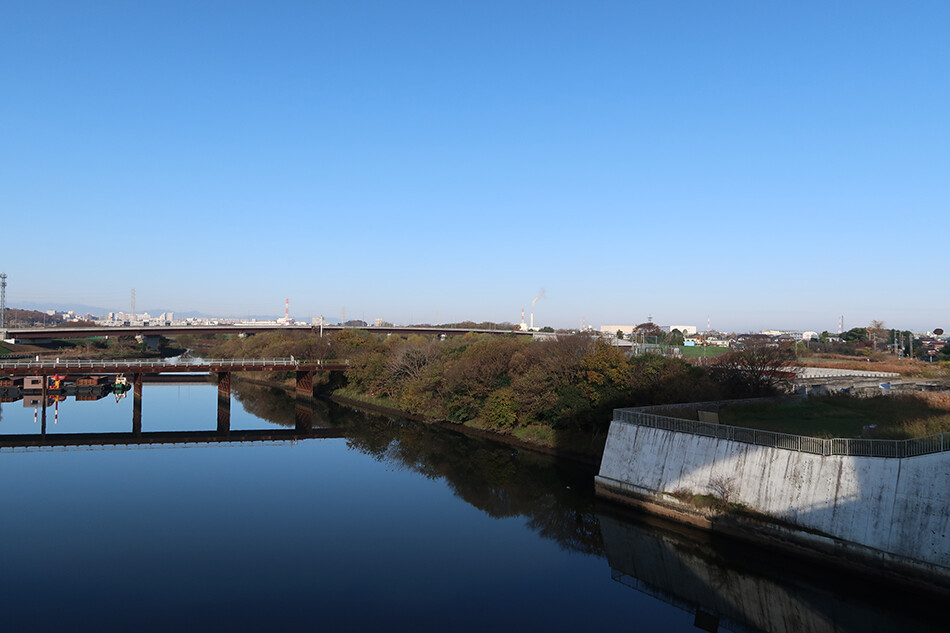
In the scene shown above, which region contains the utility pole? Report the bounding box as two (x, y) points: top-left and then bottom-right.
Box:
(0, 272), (7, 333)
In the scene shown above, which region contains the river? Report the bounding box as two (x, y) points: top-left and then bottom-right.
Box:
(0, 380), (944, 632)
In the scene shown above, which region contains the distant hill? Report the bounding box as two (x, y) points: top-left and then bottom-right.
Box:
(12, 302), (113, 316)
(3, 308), (68, 327)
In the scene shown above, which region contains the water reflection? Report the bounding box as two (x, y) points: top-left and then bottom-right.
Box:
(1, 380), (947, 632)
(598, 510), (947, 633)
(231, 379), (604, 556)
(0, 378), (341, 448)
(337, 411), (604, 555)
(301, 389), (948, 632)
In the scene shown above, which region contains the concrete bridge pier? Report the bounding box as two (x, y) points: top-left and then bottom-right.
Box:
(133, 373), (143, 434)
(217, 372), (231, 433)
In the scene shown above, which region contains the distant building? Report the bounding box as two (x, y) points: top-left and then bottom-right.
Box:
(601, 325), (636, 336)
(666, 325), (697, 336)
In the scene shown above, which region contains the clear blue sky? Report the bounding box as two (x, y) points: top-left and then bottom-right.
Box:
(2, 2), (947, 332)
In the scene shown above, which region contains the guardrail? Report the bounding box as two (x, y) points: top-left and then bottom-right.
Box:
(614, 408), (950, 459)
(790, 366), (900, 379)
(0, 358), (349, 370)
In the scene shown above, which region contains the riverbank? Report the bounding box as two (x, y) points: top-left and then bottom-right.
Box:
(226, 375), (604, 465)
(327, 388), (604, 467)
(596, 412), (950, 594)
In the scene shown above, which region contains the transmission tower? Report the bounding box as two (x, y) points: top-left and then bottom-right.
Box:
(131, 288), (136, 319)
(0, 273), (7, 331)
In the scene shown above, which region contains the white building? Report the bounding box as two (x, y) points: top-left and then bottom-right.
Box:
(666, 325), (698, 336)
(601, 325), (637, 336)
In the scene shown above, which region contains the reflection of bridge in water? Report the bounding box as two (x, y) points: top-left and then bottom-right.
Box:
(0, 427), (345, 451)
(0, 358), (348, 451)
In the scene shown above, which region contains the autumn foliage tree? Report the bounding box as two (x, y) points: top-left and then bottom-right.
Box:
(209, 330), (734, 440)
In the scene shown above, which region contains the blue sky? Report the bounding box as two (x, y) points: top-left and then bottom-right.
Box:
(2, 2), (947, 332)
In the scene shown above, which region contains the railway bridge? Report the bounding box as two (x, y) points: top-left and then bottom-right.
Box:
(0, 357), (348, 436)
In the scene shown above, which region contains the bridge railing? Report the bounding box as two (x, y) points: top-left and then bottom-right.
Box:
(0, 358), (350, 370)
(614, 408), (950, 459)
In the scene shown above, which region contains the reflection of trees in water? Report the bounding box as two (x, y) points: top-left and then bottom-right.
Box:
(232, 379), (332, 428)
(343, 413), (605, 556)
(229, 381), (603, 556)
(232, 380), (298, 427)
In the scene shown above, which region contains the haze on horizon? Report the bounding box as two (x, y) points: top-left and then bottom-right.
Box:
(2, 2), (946, 334)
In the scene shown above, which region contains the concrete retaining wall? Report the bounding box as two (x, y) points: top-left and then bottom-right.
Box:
(596, 419), (950, 573)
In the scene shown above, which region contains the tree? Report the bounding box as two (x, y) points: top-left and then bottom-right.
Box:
(708, 345), (795, 397)
(867, 320), (887, 352)
(668, 329), (685, 346)
(840, 327), (868, 343)
(578, 340), (632, 407)
(616, 329), (624, 340)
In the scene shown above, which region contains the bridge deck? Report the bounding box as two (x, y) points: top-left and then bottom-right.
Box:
(0, 358), (349, 376)
(5, 324), (531, 340)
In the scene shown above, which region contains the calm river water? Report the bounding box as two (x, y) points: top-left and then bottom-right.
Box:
(0, 381), (944, 632)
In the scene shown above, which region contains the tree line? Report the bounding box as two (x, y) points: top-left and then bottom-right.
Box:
(209, 330), (791, 441)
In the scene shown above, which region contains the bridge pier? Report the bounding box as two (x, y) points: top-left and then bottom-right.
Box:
(136, 334), (161, 352)
(295, 404), (313, 431)
(217, 372), (231, 433)
(295, 370), (315, 403)
(41, 376), (48, 433)
(133, 373), (143, 434)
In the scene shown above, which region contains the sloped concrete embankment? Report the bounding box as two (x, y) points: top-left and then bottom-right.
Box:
(595, 419), (950, 586)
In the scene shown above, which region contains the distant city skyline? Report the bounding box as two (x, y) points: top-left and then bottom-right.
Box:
(4, 295), (941, 336)
(2, 3), (946, 334)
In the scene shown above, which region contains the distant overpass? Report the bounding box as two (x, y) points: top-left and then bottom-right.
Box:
(4, 323), (535, 342)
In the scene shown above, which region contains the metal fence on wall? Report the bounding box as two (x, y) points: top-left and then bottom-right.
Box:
(614, 408), (950, 459)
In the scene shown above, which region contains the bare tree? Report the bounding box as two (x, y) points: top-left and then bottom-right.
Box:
(384, 340), (441, 394)
(708, 345), (795, 397)
(867, 320), (887, 352)
(708, 475), (738, 510)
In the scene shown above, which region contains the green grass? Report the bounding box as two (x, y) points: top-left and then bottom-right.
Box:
(332, 387), (399, 411)
(719, 394), (950, 439)
(677, 345), (730, 359)
(512, 424), (557, 446)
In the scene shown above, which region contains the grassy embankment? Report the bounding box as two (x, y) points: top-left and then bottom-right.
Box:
(719, 392), (950, 440)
